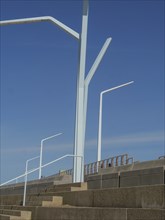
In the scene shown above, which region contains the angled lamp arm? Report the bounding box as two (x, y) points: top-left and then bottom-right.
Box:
(85, 37), (112, 86)
(0, 16), (79, 40)
(82, 37), (112, 148)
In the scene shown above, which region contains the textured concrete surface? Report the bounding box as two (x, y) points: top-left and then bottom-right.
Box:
(88, 166), (164, 189)
(0, 159), (164, 220)
(0, 175), (72, 196)
(127, 208), (165, 220)
(60, 185), (165, 209)
(42, 196), (63, 207)
(120, 166), (164, 187)
(33, 207), (127, 220)
(0, 185), (164, 209)
(0, 209), (31, 220)
(99, 158), (165, 174)
(2, 206), (163, 220)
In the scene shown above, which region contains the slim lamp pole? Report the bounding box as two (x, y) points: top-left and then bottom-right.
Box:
(97, 81), (134, 163)
(23, 156), (40, 206)
(39, 133), (63, 179)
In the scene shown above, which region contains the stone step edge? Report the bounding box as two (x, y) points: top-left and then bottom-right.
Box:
(0, 210), (31, 220)
(0, 213), (26, 220)
(42, 196), (63, 207)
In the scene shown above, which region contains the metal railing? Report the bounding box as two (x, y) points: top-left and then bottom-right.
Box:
(84, 154), (134, 175)
(0, 153), (134, 188)
(60, 154), (134, 176)
(0, 154), (83, 206)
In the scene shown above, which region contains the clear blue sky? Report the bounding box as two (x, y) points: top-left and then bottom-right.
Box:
(0, 0), (164, 183)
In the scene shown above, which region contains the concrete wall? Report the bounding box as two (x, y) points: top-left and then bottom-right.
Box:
(120, 166), (164, 187)
(0, 195), (23, 206)
(87, 173), (119, 189)
(0, 182), (53, 196)
(33, 207), (127, 220)
(27, 207), (165, 220)
(98, 158), (165, 175)
(88, 166), (165, 189)
(0, 175), (73, 196)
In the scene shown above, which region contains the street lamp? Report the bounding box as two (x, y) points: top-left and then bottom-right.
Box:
(39, 133), (63, 179)
(23, 156), (40, 206)
(0, 0), (112, 183)
(97, 81), (134, 162)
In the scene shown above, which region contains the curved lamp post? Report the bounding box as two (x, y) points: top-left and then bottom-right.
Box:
(39, 133), (63, 179)
(0, 0), (112, 183)
(97, 81), (134, 162)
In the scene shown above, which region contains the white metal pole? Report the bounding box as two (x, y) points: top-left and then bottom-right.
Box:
(23, 156), (39, 206)
(23, 161), (28, 206)
(39, 140), (43, 179)
(73, 0), (89, 183)
(39, 133), (63, 179)
(97, 93), (103, 162)
(97, 81), (134, 163)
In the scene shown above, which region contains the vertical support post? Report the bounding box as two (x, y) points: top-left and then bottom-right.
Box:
(82, 85), (89, 151)
(39, 141), (43, 179)
(97, 93), (103, 162)
(73, 0), (89, 183)
(23, 161), (28, 206)
(23, 156), (39, 206)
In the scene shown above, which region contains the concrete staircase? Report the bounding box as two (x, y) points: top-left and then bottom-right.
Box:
(0, 209), (31, 220)
(0, 183), (164, 220)
(0, 158), (165, 219)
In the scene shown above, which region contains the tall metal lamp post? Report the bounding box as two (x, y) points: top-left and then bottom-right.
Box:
(97, 81), (134, 163)
(39, 133), (63, 179)
(0, 0), (112, 183)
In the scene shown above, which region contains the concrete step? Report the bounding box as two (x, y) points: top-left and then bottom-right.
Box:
(0, 215), (24, 220)
(42, 196), (63, 207)
(0, 205), (164, 220)
(43, 183), (87, 194)
(0, 206), (35, 220)
(26, 195), (54, 206)
(1, 184), (164, 209)
(0, 214), (11, 220)
(0, 209), (31, 220)
(48, 182), (87, 193)
(47, 186), (86, 193)
(0, 213), (31, 220)
(54, 184), (165, 209)
(28, 206), (165, 220)
(53, 182), (87, 188)
(0, 183), (87, 206)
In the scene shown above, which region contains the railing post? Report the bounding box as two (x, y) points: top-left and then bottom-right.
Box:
(111, 157), (114, 167)
(23, 171), (28, 206)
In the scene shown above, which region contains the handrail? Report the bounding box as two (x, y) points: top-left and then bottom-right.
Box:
(23, 154), (83, 206)
(0, 154), (83, 187)
(0, 153), (134, 187)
